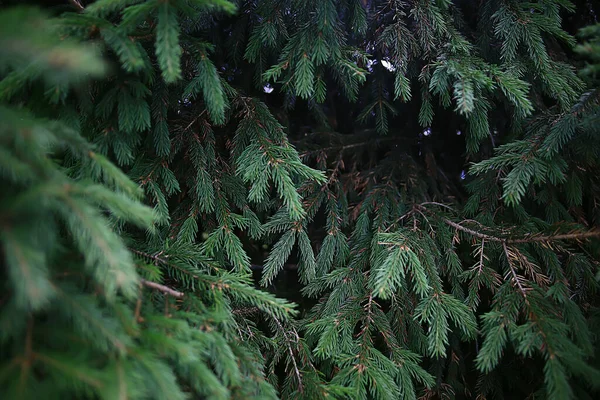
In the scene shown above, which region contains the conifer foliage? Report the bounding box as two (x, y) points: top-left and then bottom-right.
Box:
(1, 1), (600, 399)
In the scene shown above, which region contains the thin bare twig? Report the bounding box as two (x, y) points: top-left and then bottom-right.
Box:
(509, 230), (600, 243)
(129, 248), (170, 265)
(140, 279), (184, 298)
(232, 306), (260, 316)
(68, 0), (85, 11)
(20, 317), (33, 390)
(300, 137), (400, 157)
(419, 201), (456, 211)
(442, 218), (503, 242)
(442, 218), (600, 244)
(502, 243), (529, 300)
(272, 316), (303, 393)
(134, 284), (143, 322)
(478, 239), (485, 275)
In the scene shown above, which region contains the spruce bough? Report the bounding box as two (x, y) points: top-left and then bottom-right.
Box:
(1, 1), (599, 399)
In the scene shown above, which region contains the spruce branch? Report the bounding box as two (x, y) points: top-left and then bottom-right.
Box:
(130, 248), (207, 281)
(129, 249), (184, 297)
(35, 352), (104, 388)
(54, 287), (127, 351)
(501, 246), (559, 361)
(2, 3), (599, 398)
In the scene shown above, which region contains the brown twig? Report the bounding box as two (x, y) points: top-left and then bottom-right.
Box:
(140, 279), (184, 298)
(251, 263), (298, 271)
(477, 239), (485, 275)
(134, 283), (143, 322)
(509, 230), (600, 243)
(232, 306), (260, 316)
(68, 0), (85, 11)
(20, 317), (34, 391)
(442, 218), (503, 242)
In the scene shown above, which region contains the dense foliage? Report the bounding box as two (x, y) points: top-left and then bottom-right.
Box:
(1, 0), (600, 399)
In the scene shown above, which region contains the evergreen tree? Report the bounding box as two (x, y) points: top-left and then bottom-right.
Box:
(1, 1), (600, 399)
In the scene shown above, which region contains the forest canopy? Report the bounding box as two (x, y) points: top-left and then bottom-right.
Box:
(1, 0), (600, 399)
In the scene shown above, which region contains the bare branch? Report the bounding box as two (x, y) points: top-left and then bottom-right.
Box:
(300, 137), (400, 157)
(272, 316), (303, 393)
(140, 279), (184, 298)
(441, 218), (600, 244)
(509, 230), (600, 243)
(129, 248), (170, 265)
(232, 306), (260, 316)
(419, 201), (456, 211)
(502, 243), (529, 300)
(442, 218), (503, 242)
(68, 0), (85, 11)
(477, 239), (485, 275)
